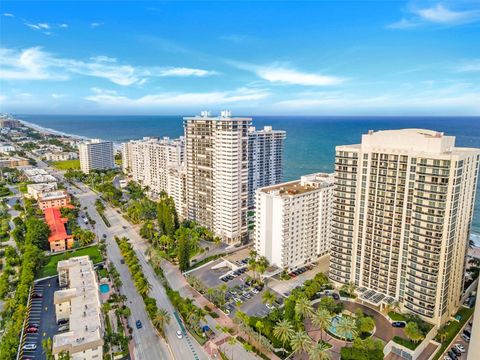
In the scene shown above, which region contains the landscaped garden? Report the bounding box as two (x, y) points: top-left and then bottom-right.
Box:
(36, 244), (103, 278)
(49, 159), (80, 170)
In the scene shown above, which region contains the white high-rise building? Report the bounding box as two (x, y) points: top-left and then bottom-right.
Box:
(248, 126), (286, 209)
(78, 139), (115, 174)
(329, 129), (480, 327)
(255, 173), (334, 270)
(121, 137), (184, 191)
(184, 111), (250, 244)
(121, 141), (133, 174)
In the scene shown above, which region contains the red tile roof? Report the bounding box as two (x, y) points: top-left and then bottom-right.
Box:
(44, 207), (72, 243)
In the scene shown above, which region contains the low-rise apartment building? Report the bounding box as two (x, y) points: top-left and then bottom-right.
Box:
(38, 190), (71, 210)
(44, 151), (78, 162)
(23, 168), (57, 183)
(53, 256), (104, 359)
(45, 207), (74, 252)
(27, 182), (58, 199)
(0, 156), (29, 167)
(255, 172), (334, 270)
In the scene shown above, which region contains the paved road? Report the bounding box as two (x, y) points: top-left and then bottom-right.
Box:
(73, 180), (208, 360)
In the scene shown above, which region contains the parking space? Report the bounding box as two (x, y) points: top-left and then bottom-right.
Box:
(20, 277), (59, 360)
(441, 320), (472, 360)
(189, 256), (250, 289)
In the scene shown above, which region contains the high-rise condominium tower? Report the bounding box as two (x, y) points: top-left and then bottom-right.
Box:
(184, 111), (250, 244)
(78, 139), (115, 174)
(329, 129), (480, 326)
(255, 173), (334, 270)
(248, 126), (286, 209)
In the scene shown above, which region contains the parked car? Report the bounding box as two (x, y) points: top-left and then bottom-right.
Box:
(447, 351), (457, 360)
(57, 318), (69, 325)
(58, 325), (69, 332)
(26, 327), (38, 333)
(392, 321), (406, 328)
(221, 277), (228, 282)
(23, 344), (37, 351)
(451, 347), (460, 356)
(32, 293), (43, 298)
(455, 344), (465, 353)
(102, 234), (107, 238)
(28, 323), (39, 328)
(136, 320), (142, 329)
(176, 330), (183, 339)
(251, 288), (259, 295)
(266, 303), (276, 310)
(463, 329), (471, 337)
(461, 333), (470, 342)
(443, 356), (452, 360)
(332, 293), (340, 300)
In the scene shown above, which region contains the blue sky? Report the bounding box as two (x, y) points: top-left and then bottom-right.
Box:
(1, 0), (479, 115)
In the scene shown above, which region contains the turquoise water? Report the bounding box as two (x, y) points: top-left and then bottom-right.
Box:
(17, 114), (480, 235)
(99, 283), (110, 294)
(329, 315), (353, 340)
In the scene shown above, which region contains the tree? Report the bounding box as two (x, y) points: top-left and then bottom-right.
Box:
(311, 308), (332, 341)
(357, 316), (375, 335)
(262, 290), (276, 305)
(404, 322), (424, 343)
(341, 281), (357, 297)
(73, 228), (96, 246)
(176, 227), (193, 271)
(58, 350), (71, 360)
(153, 308), (171, 338)
(289, 331), (313, 356)
(336, 316), (358, 349)
(308, 341), (331, 360)
(42, 337), (54, 360)
(437, 327), (448, 343)
(255, 320), (264, 344)
(295, 296), (314, 320)
(273, 319), (294, 354)
(25, 216), (50, 249)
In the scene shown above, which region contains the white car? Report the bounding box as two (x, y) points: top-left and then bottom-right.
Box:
(23, 344), (37, 351)
(455, 343), (465, 353)
(176, 330), (183, 339)
(461, 333), (470, 342)
(266, 303), (276, 310)
(251, 288), (259, 294)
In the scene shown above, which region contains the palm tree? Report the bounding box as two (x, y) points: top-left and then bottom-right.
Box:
(405, 322), (424, 343)
(248, 258), (258, 282)
(437, 327), (448, 343)
(311, 308), (332, 341)
(336, 316), (358, 349)
(295, 296), (314, 320)
(341, 281), (356, 297)
(273, 319), (294, 354)
(290, 331), (313, 356)
(262, 290), (276, 305)
(255, 320), (264, 345)
(308, 341), (332, 360)
(153, 308), (171, 338)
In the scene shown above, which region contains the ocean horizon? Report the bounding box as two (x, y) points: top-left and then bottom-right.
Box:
(16, 114), (480, 239)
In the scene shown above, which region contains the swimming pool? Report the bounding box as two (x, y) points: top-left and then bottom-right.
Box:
(328, 315), (354, 341)
(99, 283), (110, 294)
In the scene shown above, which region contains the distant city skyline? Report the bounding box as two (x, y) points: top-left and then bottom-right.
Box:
(1, 1), (480, 115)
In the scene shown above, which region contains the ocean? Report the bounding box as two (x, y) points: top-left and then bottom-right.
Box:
(16, 114), (480, 237)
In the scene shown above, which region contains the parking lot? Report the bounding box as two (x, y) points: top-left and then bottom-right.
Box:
(441, 319), (472, 360)
(19, 276), (59, 360)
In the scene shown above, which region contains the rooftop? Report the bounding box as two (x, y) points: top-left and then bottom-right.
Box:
(44, 207), (72, 242)
(260, 172), (334, 196)
(39, 190), (70, 201)
(184, 110), (252, 121)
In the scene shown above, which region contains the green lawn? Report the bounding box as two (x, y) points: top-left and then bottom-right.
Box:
(388, 311), (406, 321)
(37, 245), (103, 278)
(50, 159), (80, 170)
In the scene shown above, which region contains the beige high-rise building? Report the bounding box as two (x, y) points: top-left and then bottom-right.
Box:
(184, 111), (250, 244)
(255, 173), (334, 270)
(329, 129), (480, 327)
(78, 139), (115, 174)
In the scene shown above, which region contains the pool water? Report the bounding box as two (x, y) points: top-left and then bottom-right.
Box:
(329, 315), (354, 340)
(99, 283), (110, 294)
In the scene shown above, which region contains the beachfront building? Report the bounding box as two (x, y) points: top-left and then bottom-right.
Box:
(53, 256), (104, 359)
(121, 141), (133, 174)
(329, 129), (480, 327)
(27, 182), (58, 199)
(44, 151), (78, 162)
(78, 139), (115, 174)
(45, 207), (74, 252)
(0, 116), (20, 129)
(247, 126), (286, 209)
(168, 165), (187, 219)
(38, 190), (71, 210)
(255, 173), (334, 270)
(184, 111), (250, 244)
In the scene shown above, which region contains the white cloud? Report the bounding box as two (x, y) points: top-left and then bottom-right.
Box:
(60, 23), (68, 28)
(90, 22), (103, 28)
(85, 87), (270, 107)
(388, 3), (480, 29)
(3, 13), (14, 17)
(456, 60), (480, 72)
(51, 93), (66, 99)
(234, 62), (346, 86)
(0, 46), (218, 85)
(37, 23), (50, 29)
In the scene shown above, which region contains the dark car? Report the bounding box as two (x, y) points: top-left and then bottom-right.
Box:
(102, 234), (107, 238)
(451, 347), (460, 356)
(32, 293), (43, 298)
(392, 321), (406, 328)
(221, 277), (228, 282)
(136, 320), (142, 329)
(448, 351), (457, 360)
(120, 259), (125, 264)
(332, 293), (340, 300)
(57, 319), (69, 325)
(463, 329), (471, 337)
